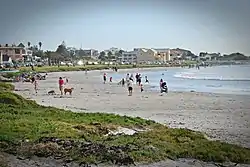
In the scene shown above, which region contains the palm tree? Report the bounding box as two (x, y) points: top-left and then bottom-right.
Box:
(28, 42), (31, 48)
(38, 42), (42, 50)
(44, 50), (52, 66)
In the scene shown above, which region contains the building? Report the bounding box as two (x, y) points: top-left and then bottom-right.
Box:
(82, 49), (99, 59)
(170, 48), (194, 60)
(0, 43), (27, 63)
(153, 48), (171, 62)
(0, 51), (12, 65)
(119, 50), (137, 63)
(136, 48), (157, 63)
(119, 48), (157, 64)
(103, 47), (121, 57)
(199, 52), (221, 61)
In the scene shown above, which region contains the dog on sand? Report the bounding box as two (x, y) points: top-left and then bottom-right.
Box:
(64, 88), (74, 95)
(48, 90), (56, 95)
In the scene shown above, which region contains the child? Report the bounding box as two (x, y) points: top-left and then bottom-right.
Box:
(140, 84), (144, 92)
(31, 76), (38, 94)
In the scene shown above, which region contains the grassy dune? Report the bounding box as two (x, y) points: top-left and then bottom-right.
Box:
(0, 82), (250, 165)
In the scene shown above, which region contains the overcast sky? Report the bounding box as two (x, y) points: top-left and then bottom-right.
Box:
(0, 0), (249, 55)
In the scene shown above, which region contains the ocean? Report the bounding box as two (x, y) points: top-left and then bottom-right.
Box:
(113, 65), (250, 95)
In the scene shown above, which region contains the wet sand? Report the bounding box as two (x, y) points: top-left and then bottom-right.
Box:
(13, 69), (250, 148)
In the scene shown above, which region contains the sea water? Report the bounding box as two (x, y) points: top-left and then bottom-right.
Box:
(112, 65), (250, 95)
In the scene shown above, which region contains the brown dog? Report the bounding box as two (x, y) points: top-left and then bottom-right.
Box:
(64, 88), (74, 95)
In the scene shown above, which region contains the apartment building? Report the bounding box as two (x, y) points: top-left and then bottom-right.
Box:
(119, 48), (157, 64)
(119, 50), (137, 63)
(0, 43), (28, 63)
(153, 48), (171, 62)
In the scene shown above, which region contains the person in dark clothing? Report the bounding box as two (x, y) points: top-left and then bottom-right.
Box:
(160, 82), (168, 93)
(135, 73), (139, 83)
(103, 73), (107, 84)
(121, 78), (125, 87)
(145, 76), (149, 83)
(138, 75), (142, 86)
(140, 84), (144, 92)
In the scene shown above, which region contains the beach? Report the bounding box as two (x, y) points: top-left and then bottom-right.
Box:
(13, 68), (250, 149)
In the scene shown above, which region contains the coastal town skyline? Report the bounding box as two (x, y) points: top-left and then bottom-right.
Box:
(0, 0), (250, 56)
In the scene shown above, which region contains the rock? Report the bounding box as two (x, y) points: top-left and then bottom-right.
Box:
(17, 156), (26, 160)
(144, 145), (158, 152)
(64, 158), (73, 163)
(89, 122), (101, 126)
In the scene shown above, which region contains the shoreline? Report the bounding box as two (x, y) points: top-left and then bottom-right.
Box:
(13, 68), (250, 149)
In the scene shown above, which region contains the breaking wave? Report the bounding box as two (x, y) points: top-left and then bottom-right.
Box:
(174, 72), (250, 82)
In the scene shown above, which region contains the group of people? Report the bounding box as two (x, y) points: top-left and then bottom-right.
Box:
(26, 74), (69, 95)
(118, 73), (150, 96)
(103, 73), (113, 84)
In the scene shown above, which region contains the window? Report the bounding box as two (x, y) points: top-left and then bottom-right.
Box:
(15, 49), (20, 54)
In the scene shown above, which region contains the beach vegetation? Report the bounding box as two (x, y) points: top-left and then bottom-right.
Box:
(0, 82), (250, 165)
(18, 63), (185, 73)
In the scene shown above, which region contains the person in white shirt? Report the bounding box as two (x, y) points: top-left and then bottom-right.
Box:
(127, 79), (133, 96)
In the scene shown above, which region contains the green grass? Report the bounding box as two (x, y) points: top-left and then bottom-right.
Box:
(0, 82), (14, 91)
(19, 63), (188, 73)
(0, 82), (250, 165)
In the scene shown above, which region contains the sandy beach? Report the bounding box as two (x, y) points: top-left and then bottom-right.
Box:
(13, 69), (250, 148)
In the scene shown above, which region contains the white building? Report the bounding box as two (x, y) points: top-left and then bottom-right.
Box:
(153, 48), (171, 62)
(82, 49), (99, 59)
(103, 47), (121, 56)
(119, 50), (137, 63)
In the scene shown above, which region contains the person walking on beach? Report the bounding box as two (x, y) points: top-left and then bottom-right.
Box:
(145, 76), (149, 83)
(130, 74), (134, 81)
(103, 73), (107, 84)
(31, 76), (38, 94)
(59, 77), (64, 95)
(121, 78), (125, 87)
(137, 74), (142, 86)
(126, 73), (130, 82)
(127, 78), (133, 96)
(135, 73), (139, 84)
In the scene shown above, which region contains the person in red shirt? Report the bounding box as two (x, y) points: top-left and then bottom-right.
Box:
(59, 77), (64, 95)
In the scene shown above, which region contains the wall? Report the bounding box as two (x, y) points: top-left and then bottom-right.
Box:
(137, 49), (156, 63)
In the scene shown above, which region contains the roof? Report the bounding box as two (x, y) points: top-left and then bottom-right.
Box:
(123, 50), (137, 55)
(17, 43), (25, 48)
(0, 46), (25, 49)
(153, 48), (170, 52)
